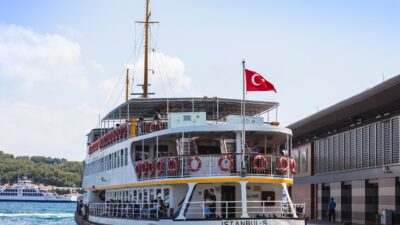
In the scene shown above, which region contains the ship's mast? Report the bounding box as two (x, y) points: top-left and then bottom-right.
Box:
(143, 0), (150, 98)
(135, 0), (158, 98)
(125, 68), (129, 102)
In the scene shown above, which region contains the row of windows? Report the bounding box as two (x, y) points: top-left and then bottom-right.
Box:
(0, 193), (18, 196)
(23, 189), (38, 193)
(85, 148), (129, 175)
(315, 116), (400, 174)
(22, 193), (43, 196)
(3, 189), (17, 192)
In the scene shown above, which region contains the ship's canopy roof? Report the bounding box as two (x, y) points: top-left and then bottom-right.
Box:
(103, 97), (278, 121)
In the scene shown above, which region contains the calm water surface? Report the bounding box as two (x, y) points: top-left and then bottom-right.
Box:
(0, 202), (75, 225)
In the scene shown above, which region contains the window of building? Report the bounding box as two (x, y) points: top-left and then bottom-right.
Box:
(301, 149), (308, 173)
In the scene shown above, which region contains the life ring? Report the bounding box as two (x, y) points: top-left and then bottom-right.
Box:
(135, 163), (141, 176)
(156, 159), (165, 175)
(147, 160), (155, 175)
(218, 155), (234, 172)
(148, 123), (154, 133)
(252, 155), (268, 173)
(141, 161), (148, 175)
(188, 156), (202, 172)
(278, 156), (289, 173)
(149, 121), (162, 133)
(167, 157), (179, 174)
(290, 158), (296, 174)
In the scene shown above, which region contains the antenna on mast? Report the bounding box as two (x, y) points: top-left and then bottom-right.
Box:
(134, 0), (159, 98)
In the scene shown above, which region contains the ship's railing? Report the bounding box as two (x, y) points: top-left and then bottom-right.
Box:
(89, 202), (174, 220)
(133, 119), (278, 137)
(136, 120), (168, 136)
(89, 201), (305, 220)
(134, 154), (295, 181)
(185, 200), (305, 219)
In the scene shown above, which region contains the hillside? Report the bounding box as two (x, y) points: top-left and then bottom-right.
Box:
(0, 151), (83, 187)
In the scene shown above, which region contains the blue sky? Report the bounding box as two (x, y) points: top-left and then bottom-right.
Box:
(0, 0), (399, 160)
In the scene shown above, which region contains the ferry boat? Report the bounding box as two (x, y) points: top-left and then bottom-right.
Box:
(76, 1), (305, 224)
(0, 177), (77, 202)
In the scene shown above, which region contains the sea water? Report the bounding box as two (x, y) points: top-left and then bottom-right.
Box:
(0, 202), (75, 225)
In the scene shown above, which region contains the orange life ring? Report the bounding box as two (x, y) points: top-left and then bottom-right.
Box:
(147, 160), (155, 175)
(290, 158), (296, 174)
(141, 161), (148, 175)
(278, 156), (289, 173)
(156, 159), (165, 175)
(252, 155), (268, 173)
(167, 157), (179, 174)
(218, 155), (234, 172)
(135, 163), (141, 176)
(188, 156), (202, 172)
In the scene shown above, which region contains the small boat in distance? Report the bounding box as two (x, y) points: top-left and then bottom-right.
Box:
(0, 177), (77, 203)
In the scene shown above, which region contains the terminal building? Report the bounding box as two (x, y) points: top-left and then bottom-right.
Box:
(289, 74), (400, 225)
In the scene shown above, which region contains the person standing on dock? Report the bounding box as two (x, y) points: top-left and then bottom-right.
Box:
(328, 197), (336, 223)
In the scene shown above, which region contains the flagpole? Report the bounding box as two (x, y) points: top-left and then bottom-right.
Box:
(241, 59), (246, 172)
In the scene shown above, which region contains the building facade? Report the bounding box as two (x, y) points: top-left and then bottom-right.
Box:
(289, 74), (400, 224)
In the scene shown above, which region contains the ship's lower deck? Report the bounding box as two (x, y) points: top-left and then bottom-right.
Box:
(78, 179), (305, 225)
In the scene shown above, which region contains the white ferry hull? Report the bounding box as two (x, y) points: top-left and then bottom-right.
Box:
(89, 216), (305, 225)
(0, 199), (75, 203)
(0, 198), (76, 203)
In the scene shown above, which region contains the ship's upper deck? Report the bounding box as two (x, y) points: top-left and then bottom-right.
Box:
(103, 97), (278, 121)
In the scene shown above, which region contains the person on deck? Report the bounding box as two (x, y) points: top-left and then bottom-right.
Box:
(203, 190), (211, 218)
(209, 188), (217, 218)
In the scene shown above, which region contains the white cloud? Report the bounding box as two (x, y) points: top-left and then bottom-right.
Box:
(0, 23), (88, 91)
(0, 24), (103, 160)
(0, 24), (195, 160)
(129, 52), (194, 97)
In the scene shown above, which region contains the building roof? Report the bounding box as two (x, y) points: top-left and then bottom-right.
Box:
(289, 74), (400, 143)
(103, 97), (278, 121)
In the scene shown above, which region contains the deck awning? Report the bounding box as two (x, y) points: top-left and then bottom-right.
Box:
(103, 97), (278, 121)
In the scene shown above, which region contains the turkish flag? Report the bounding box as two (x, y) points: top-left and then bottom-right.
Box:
(245, 69), (276, 92)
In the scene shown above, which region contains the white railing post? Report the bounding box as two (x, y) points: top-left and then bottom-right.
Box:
(239, 181), (249, 218)
(202, 202), (205, 219)
(225, 201), (228, 218)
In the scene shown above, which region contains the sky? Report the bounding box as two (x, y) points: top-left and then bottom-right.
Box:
(0, 0), (399, 160)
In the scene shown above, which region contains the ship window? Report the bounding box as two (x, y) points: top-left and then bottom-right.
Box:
(135, 145), (149, 161)
(149, 189), (154, 201)
(163, 188), (170, 205)
(156, 189), (162, 199)
(138, 190), (142, 203)
(183, 115), (191, 121)
(143, 189), (148, 203)
(154, 145), (169, 157)
(133, 190), (137, 202)
(114, 152), (117, 169)
(120, 149), (124, 167)
(124, 148), (128, 166)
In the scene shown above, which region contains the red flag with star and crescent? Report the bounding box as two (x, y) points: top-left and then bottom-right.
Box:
(245, 69), (276, 93)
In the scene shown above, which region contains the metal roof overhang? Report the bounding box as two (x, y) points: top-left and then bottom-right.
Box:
(289, 74), (400, 143)
(103, 97), (278, 121)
